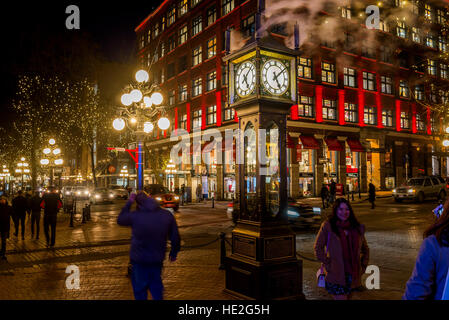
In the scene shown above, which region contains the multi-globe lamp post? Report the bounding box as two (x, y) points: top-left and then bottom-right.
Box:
(1, 165), (10, 193)
(40, 138), (63, 187)
(16, 157), (30, 190)
(113, 70), (170, 191)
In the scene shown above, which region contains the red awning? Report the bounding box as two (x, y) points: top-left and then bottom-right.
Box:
(299, 135), (320, 150)
(347, 139), (365, 152)
(325, 138), (344, 152)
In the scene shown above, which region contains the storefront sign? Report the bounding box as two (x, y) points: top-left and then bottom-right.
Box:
(347, 173), (358, 178)
(299, 172), (314, 178)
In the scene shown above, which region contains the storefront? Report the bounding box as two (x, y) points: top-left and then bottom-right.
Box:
(324, 137), (343, 184)
(297, 135), (320, 197)
(346, 139), (365, 191)
(366, 139), (381, 189)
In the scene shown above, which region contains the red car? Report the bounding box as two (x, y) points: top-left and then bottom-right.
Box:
(143, 184), (180, 212)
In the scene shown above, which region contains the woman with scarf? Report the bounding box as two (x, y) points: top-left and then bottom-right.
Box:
(314, 197), (370, 300)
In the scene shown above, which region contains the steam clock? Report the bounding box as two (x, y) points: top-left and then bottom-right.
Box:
(223, 35), (304, 299)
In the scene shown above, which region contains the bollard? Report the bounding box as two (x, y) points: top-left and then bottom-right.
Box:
(86, 204), (91, 221)
(69, 206), (74, 227)
(212, 196), (215, 208)
(219, 232), (226, 270)
(82, 207), (86, 224)
(352, 191), (354, 201)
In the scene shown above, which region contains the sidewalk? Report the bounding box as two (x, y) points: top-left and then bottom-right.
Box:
(296, 191), (392, 208)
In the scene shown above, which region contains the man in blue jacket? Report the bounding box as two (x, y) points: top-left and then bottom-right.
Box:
(117, 191), (181, 300)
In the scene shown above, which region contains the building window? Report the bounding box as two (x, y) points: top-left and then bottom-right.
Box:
(380, 46), (392, 63)
(140, 35), (145, 49)
(167, 5), (176, 26)
(343, 67), (357, 88)
(341, 5), (351, 19)
(192, 78), (202, 97)
(298, 57), (312, 79)
(437, 9), (447, 25)
(178, 55), (188, 73)
(179, 84), (188, 102)
(167, 63), (176, 79)
(394, 0), (405, 7)
(379, 20), (389, 32)
(430, 84), (438, 103)
(414, 85), (424, 101)
(192, 45), (202, 66)
(178, 0), (188, 17)
(179, 25), (188, 45)
(191, 0), (201, 7)
(382, 109), (393, 127)
(180, 113), (188, 130)
(160, 69), (165, 83)
(344, 33), (355, 52)
(361, 40), (375, 59)
(192, 15), (203, 36)
(207, 105), (217, 125)
(424, 4), (432, 21)
(154, 46), (159, 61)
(441, 63), (449, 79)
(222, 0), (234, 16)
(168, 34), (176, 51)
(207, 6), (217, 26)
(399, 80), (409, 98)
(193, 109), (202, 129)
(426, 33), (436, 48)
(321, 62), (336, 84)
(363, 72), (376, 91)
(400, 112), (410, 129)
(298, 96), (314, 118)
(160, 42), (166, 57)
(242, 15), (256, 38)
(169, 89), (175, 106)
(416, 113), (425, 131)
(161, 17), (166, 32)
(439, 36), (447, 53)
(428, 59), (437, 76)
(411, 0), (420, 14)
(364, 106), (377, 125)
(322, 99), (337, 120)
(431, 116), (436, 132)
(147, 52), (152, 67)
(381, 76), (392, 94)
(224, 105), (235, 121)
(207, 37), (217, 58)
(396, 21), (406, 38)
(441, 90), (449, 104)
(344, 103), (357, 123)
(206, 71), (217, 91)
(412, 27), (421, 43)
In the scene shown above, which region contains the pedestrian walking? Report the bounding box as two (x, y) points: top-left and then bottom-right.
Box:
(0, 196), (12, 261)
(329, 179), (337, 204)
(12, 190), (28, 240)
(117, 192), (180, 300)
(25, 191), (32, 218)
(368, 181), (376, 209)
(403, 198), (449, 300)
(196, 184), (202, 203)
(314, 198), (370, 300)
(320, 184), (329, 209)
(40, 186), (62, 248)
(180, 184), (185, 205)
(30, 191), (42, 240)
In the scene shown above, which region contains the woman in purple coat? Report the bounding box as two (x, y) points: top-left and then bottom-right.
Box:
(403, 199), (449, 300)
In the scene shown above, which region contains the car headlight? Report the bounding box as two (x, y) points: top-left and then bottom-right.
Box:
(95, 194), (100, 198)
(109, 194), (114, 198)
(392, 189), (397, 193)
(155, 197), (162, 201)
(76, 192), (81, 195)
(408, 189), (415, 193)
(174, 196), (179, 200)
(287, 209), (300, 217)
(313, 207), (322, 215)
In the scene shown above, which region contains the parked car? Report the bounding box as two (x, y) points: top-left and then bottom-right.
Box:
(90, 188), (115, 204)
(393, 176), (446, 203)
(72, 186), (91, 200)
(226, 199), (322, 229)
(109, 185), (129, 199)
(143, 184), (180, 212)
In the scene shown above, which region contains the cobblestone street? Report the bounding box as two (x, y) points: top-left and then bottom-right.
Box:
(0, 196), (439, 300)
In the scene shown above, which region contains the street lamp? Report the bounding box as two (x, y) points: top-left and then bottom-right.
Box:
(16, 158), (29, 190)
(112, 69), (171, 191)
(41, 139), (63, 187)
(119, 166), (129, 187)
(1, 165), (10, 194)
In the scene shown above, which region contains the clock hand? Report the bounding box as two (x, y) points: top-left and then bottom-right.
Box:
(272, 71), (282, 89)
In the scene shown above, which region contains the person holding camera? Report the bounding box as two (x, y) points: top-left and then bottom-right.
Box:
(117, 191), (180, 300)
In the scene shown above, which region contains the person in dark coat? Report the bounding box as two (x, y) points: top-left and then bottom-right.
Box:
(403, 198), (449, 300)
(329, 179), (337, 204)
(117, 191), (181, 300)
(368, 181), (376, 209)
(320, 184), (329, 209)
(0, 196), (12, 260)
(40, 187), (62, 248)
(25, 191), (32, 217)
(12, 190), (28, 240)
(30, 191), (42, 240)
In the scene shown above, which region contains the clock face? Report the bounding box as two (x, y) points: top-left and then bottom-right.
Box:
(235, 61), (256, 97)
(261, 59), (289, 95)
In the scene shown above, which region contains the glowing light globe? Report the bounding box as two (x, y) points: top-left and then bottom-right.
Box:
(135, 70), (149, 83)
(144, 122), (154, 133)
(130, 117), (137, 124)
(151, 92), (163, 105)
(113, 118), (126, 131)
(130, 89), (143, 103)
(49, 139), (56, 145)
(444, 139), (449, 147)
(121, 93), (132, 106)
(54, 159), (63, 165)
(446, 127), (449, 134)
(43, 148), (51, 155)
(144, 96), (153, 108)
(40, 159), (49, 165)
(53, 148), (61, 155)
(157, 117), (170, 130)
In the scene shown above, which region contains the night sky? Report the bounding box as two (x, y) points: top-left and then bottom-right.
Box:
(0, 0), (163, 125)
